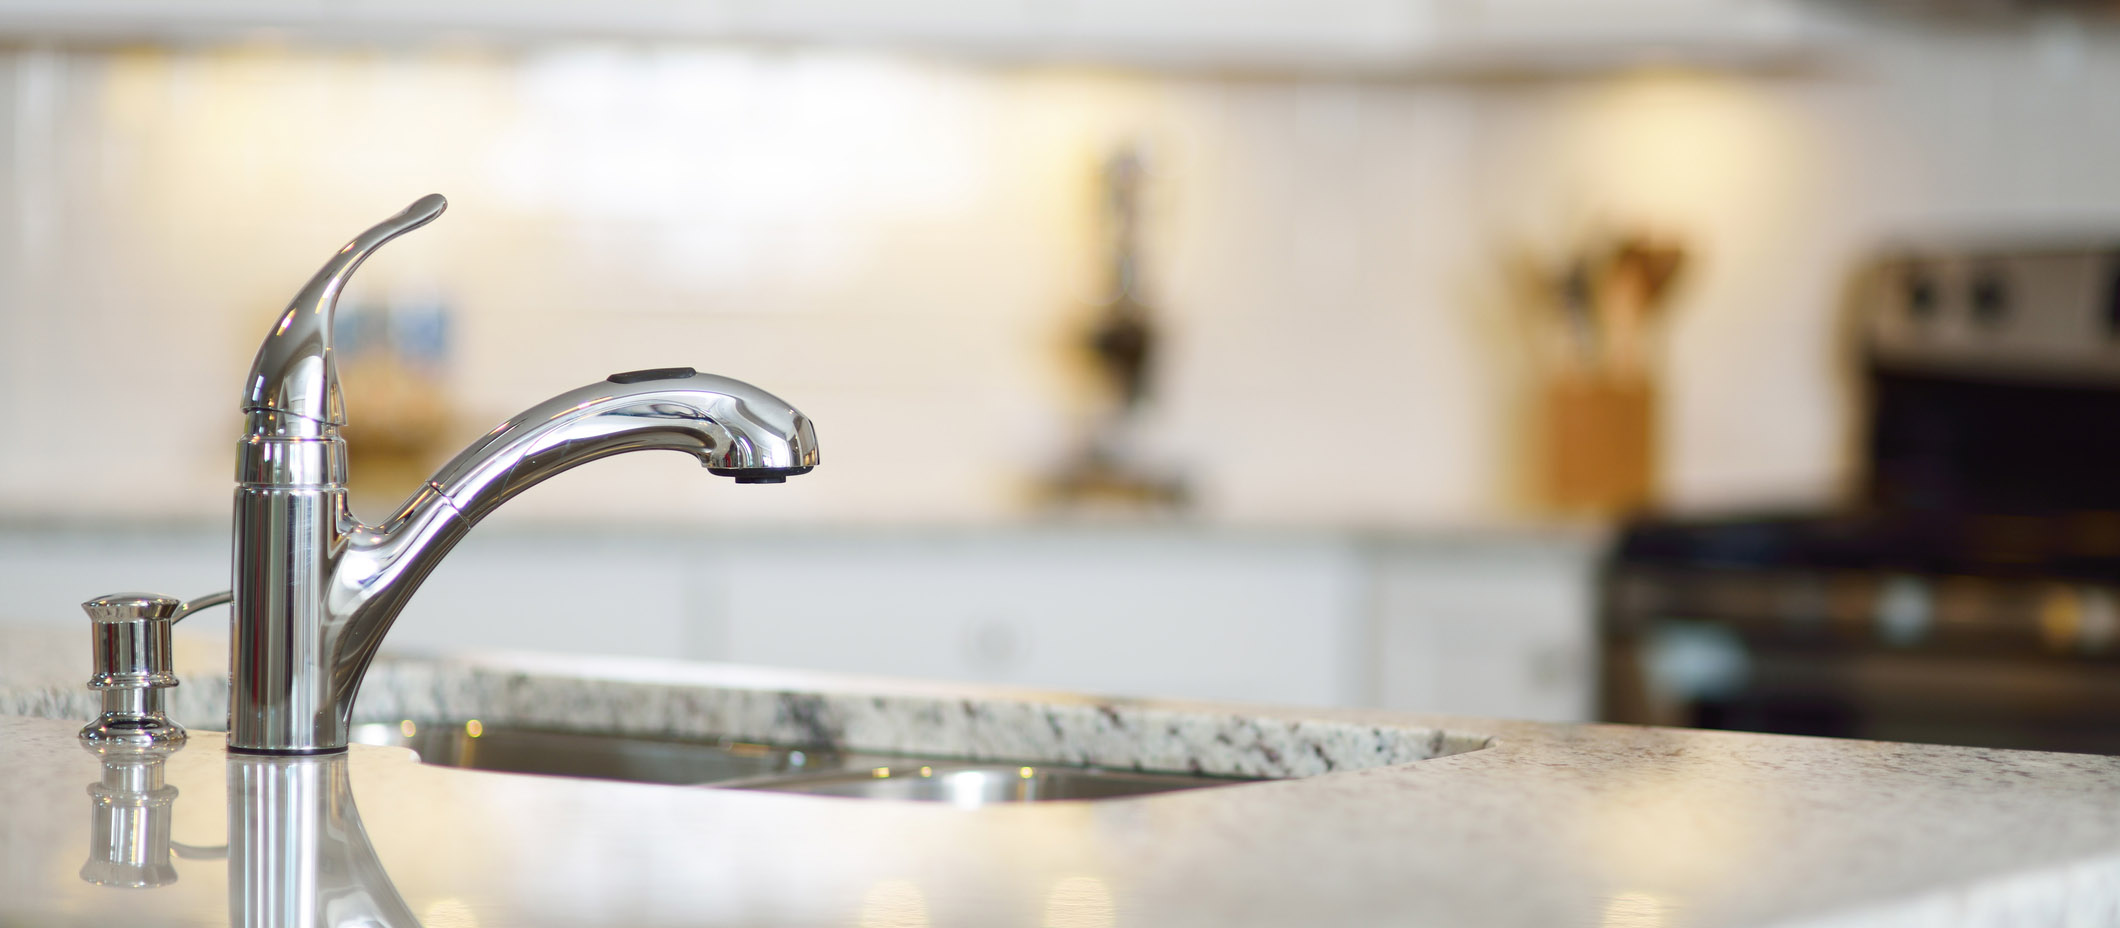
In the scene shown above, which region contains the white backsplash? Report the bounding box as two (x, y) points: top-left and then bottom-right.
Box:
(1, 24), (2117, 527)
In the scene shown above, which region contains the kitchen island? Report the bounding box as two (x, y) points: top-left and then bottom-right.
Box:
(2, 628), (2117, 927)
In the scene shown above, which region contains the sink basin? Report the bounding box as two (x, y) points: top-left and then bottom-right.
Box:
(351, 721), (1255, 802)
(717, 762), (1239, 805)
(349, 721), (834, 786)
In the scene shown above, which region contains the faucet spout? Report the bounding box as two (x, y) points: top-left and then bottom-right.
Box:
(429, 366), (818, 522)
(315, 368), (818, 728)
(228, 197), (818, 755)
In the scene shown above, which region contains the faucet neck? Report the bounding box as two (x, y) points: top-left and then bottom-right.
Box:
(229, 195), (447, 755)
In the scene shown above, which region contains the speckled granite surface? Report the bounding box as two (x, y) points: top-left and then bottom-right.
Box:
(5, 625), (2120, 927)
(0, 627), (1483, 779)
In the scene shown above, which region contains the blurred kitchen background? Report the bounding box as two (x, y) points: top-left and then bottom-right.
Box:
(3, 0), (2119, 750)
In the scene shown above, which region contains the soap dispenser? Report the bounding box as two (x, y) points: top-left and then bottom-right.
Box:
(78, 591), (227, 746)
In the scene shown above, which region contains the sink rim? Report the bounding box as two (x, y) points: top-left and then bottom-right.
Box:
(710, 758), (1252, 804)
(349, 719), (1263, 802)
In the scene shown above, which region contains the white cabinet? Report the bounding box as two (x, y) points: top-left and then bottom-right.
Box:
(1372, 534), (1601, 722)
(0, 526), (698, 659)
(0, 527), (227, 627)
(379, 532), (699, 660)
(702, 532), (1367, 707)
(0, 524), (1597, 716)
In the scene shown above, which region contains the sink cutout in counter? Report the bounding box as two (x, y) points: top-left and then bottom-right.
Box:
(351, 721), (1255, 803)
(353, 721), (818, 786)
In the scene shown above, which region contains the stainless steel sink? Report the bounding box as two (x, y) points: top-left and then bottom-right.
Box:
(349, 721), (835, 786)
(716, 761), (1237, 805)
(350, 721), (1253, 803)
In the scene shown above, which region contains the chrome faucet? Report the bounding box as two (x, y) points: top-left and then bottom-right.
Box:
(229, 194), (818, 754)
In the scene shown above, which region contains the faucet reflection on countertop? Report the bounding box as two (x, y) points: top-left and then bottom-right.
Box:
(225, 752), (416, 928)
(75, 739), (419, 928)
(228, 194), (820, 755)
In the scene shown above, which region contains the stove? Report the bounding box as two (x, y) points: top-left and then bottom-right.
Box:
(1600, 240), (2120, 754)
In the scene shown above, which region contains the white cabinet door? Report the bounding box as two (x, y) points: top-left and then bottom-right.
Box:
(709, 532), (1366, 707)
(0, 528), (227, 627)
(0, 524), (1597, 718)
(380, 531), (699, 660)
(1373, 535), (1599, 722)
(0, 526), (700, 660)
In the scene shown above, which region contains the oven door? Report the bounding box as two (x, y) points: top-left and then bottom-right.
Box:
(1600, 565), (2120, 754)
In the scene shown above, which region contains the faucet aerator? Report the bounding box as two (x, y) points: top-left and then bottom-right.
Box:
(713, 465), (815, 484)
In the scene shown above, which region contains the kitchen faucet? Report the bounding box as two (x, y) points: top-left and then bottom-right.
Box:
(227, 194), (818, 754)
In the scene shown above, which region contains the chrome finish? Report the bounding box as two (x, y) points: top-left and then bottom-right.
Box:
(228, 195), (819, 754)
(72, 735), (414, 926)
(78, 739), (184, 889)
(422, 370), (819, 520)
(720, 762), (1240, 804)
(242, 193), (446, 431)
(1856, 242), (2120, 383)
(227, 752), (416, 928)
(173, 590), (232, 624)
(80, 593), (186, 747)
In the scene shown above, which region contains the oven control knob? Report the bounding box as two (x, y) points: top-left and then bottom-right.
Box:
(1903, 268), (1938, 323)
(1970, 267), (2009, 327)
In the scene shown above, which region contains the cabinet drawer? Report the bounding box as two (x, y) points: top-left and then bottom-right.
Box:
(712, 534), (1363, 706)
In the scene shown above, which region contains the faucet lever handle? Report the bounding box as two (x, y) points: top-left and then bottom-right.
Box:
(242, 194), (449, 427)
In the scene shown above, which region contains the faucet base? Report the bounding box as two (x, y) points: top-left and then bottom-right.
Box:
(226, 745), (348, 756)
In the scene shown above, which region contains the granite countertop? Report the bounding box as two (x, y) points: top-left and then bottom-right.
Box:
(3, 626), (2119, 927)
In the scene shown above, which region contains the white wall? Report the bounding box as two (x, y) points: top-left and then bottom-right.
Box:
(0, 22), (2116, 528)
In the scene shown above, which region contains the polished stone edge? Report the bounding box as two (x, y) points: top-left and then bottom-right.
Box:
(1, 658), (1490, 780)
